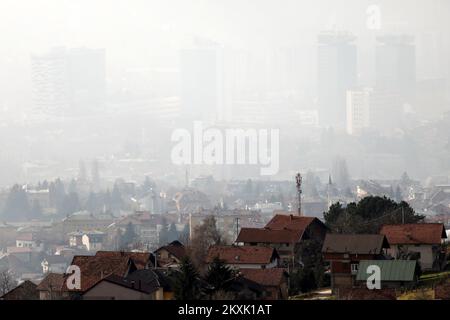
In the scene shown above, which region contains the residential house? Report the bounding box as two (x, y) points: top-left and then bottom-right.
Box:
(238, 268), (288, 300)
(95, 251), (155, 270)
(16, 233), (43, 251)
(41, 255), (69, 274)
(82, 269), (172, 300)
(0, 280), (39, 300)
(108, 212), (167, 250)
(322, 234), (390, 293)
(36, 273), (69, 300)
(82, 231), (106, 252)
(206, 246), (279, 269)
(356, 260), (419, 289)
(380, 223), (447, 271)
(154, 240), (187, 269)
(6, 247), (33, 263)
(236, 214), (328, 267)
(68, 231), (84, 247)
(37, 254), (136, 300)
(37, 251), (164, 300)
(58, 211), (114, 235)
(189, 209), (265, 243)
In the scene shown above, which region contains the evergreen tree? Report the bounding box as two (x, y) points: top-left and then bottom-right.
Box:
(172, 256), (202, 300)
(159, 218), (169, 246)
(324, 196), (424, 234)
(204, 257), (234, 294)
(168, 222), (179, 243)
(121, 222), (137, 248)
(60, 192), (81, 216)
(2, 185), (30, 221)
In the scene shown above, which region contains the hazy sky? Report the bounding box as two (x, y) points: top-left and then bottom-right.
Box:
(0, 0), (449, 186)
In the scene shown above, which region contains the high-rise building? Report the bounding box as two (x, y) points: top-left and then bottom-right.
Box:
(375, 35), (416, 101)
(346, 88), (371, 135)
(370, 90), (403, 131)
(31, 47), (106, 117)
(317, 31), (357, 128)
(180, 39), (227, 124)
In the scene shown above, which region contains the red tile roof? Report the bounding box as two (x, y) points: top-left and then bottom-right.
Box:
(95, 251), (153, 269)
(236, 214), (324, 244)
(1, 280), (38, 300)
(206, 246), (278, 265)
(265, 214), (316, 231)
(380, 223), (447, 245)
(155, 241), (187, 261)
(36, 273), (66, 292)
(239, 268), (287, 287)
(63, 255), (134, 292)
(236, 228), (302, 244)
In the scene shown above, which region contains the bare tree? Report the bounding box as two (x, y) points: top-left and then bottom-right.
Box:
(188, 215), (224, 271)
(0, 269), (16, 296)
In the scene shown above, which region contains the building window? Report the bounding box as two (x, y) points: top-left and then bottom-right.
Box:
(351, 263), (359, 274)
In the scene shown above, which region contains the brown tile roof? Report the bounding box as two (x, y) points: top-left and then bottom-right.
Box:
(1, 280), (39, 300)
(36, 273), (66, 292)
(265, 214), (317, 231)
(236, 214), (326, 244)
(236, 228), (302, 244)
(95, 251), (153, 269)
(239, 268), (287, 287)
(206, 246), (278, 265)
(322, 234), (390, 254)
(63, 255), (134, 292)
(155, 241), (187, 260)
(380, 223), (447, 245)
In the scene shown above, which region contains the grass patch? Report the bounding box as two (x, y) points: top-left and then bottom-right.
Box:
(397, 288), (434, 300)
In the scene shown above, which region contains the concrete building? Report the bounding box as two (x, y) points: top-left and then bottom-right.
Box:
(317, 31), (357, 128)
(346, 88), (371, 135)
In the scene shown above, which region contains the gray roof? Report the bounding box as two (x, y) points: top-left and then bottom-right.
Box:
(356, 260), (418, 282)
(322, 234), (389, 254)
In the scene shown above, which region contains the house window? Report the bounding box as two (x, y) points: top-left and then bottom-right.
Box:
(351, 263), (359, 274)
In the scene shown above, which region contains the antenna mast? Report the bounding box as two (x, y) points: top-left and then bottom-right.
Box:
(295, 173), (303, 216)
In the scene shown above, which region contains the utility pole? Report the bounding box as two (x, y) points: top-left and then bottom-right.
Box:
(295, 173), (303, 216)
(235, 217), (240, 243)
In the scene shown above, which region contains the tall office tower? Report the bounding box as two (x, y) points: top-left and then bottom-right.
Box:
(31, 47), (106, 117)
(346, 88), (371, 135)
(180, 38), (230, 124)
(317, 31), (357, 128)
(375, 35), (416, 102)
(369, 90), (402, 133)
